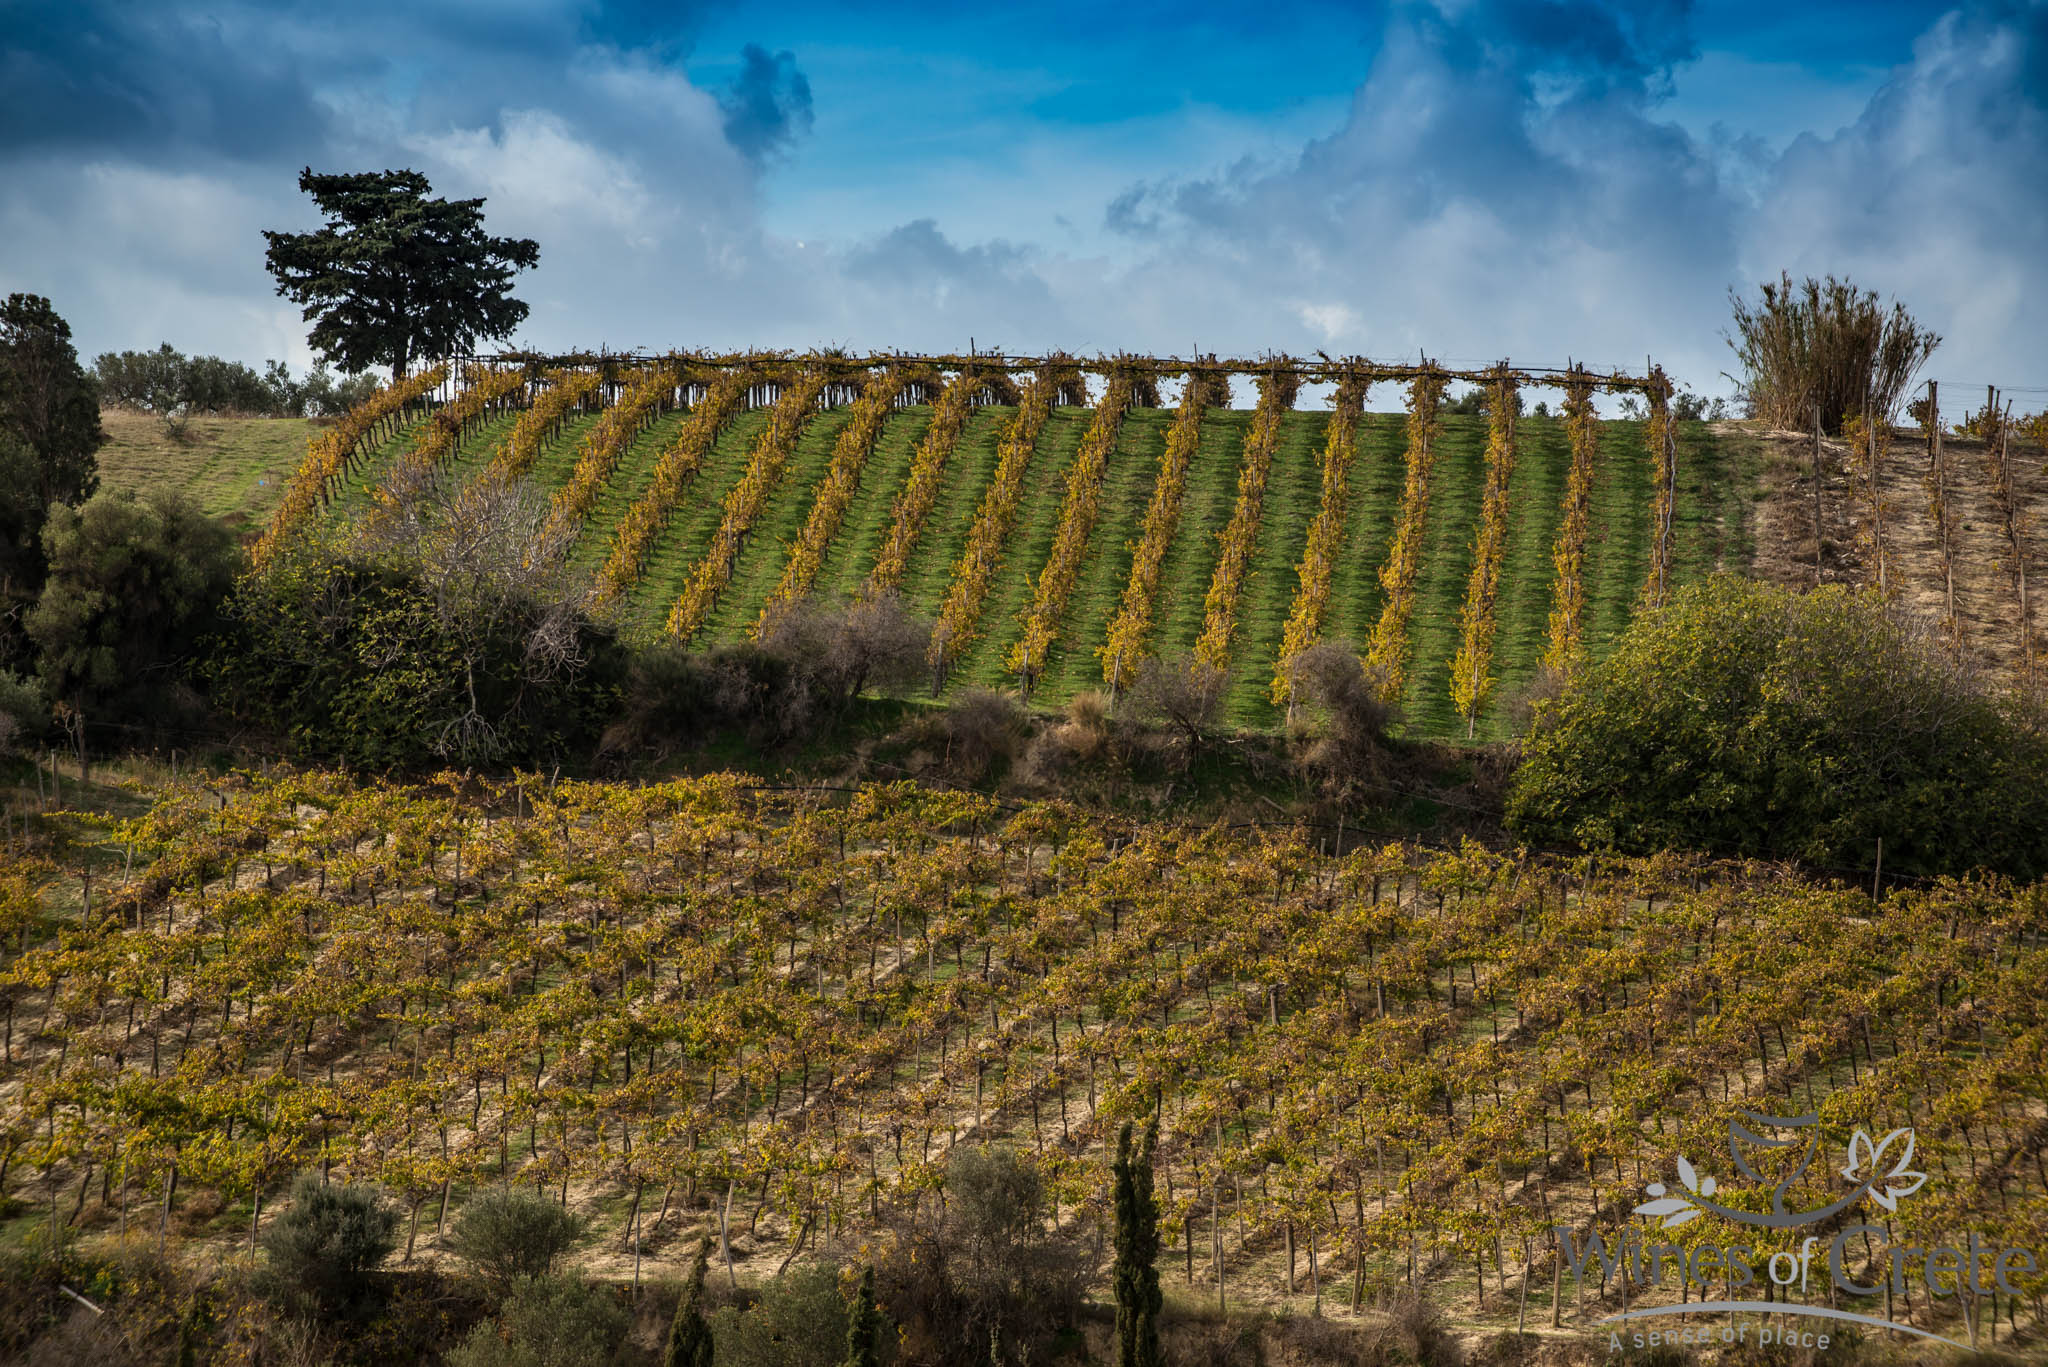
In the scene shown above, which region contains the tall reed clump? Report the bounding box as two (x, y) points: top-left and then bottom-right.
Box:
(1727, 272), (1939, 434)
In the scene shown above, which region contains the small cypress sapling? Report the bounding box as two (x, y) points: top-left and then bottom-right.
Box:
(663, 1234), (714, 1367)
(1112, 1121), (1163, 1367)
(843, 1264), (883, 1367)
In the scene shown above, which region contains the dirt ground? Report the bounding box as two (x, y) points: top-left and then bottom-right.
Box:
(1748, 422), (2046, 684)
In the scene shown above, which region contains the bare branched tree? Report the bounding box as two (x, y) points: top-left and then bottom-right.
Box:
(1130, 651), (1226, 762)
(359, 466), (592, 762)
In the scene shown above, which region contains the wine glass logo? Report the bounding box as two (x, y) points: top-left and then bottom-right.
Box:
(1633, 1110), (1927, 1229)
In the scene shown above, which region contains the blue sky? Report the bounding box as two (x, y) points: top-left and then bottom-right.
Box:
(2, 0), (2043, 415)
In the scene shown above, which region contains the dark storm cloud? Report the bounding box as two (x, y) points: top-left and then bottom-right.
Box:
(0, 0), (331, 161)
(1086, 0), (1743, 376)
(577, 0), (706, 60)
(719, 44), (814, 164)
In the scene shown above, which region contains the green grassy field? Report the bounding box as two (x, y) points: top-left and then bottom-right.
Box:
(222, 393), (1762, 738)
(95, 408), (317, 535)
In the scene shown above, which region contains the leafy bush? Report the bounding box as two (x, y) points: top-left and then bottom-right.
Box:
(1727, 273), (1938, 434)
(1506, 578), (2048, 878)
(214, 475), (625, 770)
(29, 488), (239, 734)
(0, 293), (103, 673)
(0, 670), (44, 754)
(878, 1146), (1088, 1366)
(603, 596), (932, 764)
(941, 689), (1024, 783)
(705, 1264), (850, 1367)
(447, 1188), (586, 1301)
(444, 1274), (628, 1367)
(256, 1173), (399, 1323)
(757, 592), (930, 709)
(1284, 641), (1394, 795)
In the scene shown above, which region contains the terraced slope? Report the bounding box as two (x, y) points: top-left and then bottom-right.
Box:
(285, 390), (1758, 737)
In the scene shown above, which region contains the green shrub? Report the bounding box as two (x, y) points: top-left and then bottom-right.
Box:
(256, 1172), (399, 1323)
(445, 1274), (628, 1367)
(214, 548), (622, 769)
(706, 1264), (850, 1367)
(29, 487), (239, 732)
(1506, 578), (2048, 878)
(447, 1188), (587, 1301)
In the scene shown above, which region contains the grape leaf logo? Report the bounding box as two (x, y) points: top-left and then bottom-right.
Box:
(1633, 1111), (1927, 1230)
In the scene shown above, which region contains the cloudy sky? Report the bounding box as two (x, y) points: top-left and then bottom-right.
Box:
(3, 0), (2043, 414)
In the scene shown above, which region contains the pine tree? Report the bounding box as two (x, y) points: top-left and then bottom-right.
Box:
(843, 1264), (883, 1367)
(663, 1234), (714, 1367)
(1113, 1122), (1163, 1367)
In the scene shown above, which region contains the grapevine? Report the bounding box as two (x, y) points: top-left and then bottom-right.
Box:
(251, 364), (448, 569)
(1363, 366), (1448, 703)
(757, 367), (933, 633)
(1448, 366), (1518, 737)
(596, 367), (760, 605)
(928, 362), (1078, 681)
(1099, 369), (1223, 692)
(1541, 369), (1598, 678)
(385, 363), (530, 484)
(864, 371), (1014, 598)
(1642, 367), (1676, 606)
(492, 367), (603, 479)
(1271, 375), (1368, 705)
(1195, 365), (1301, 672)
(1977, 394), (2035, 681)
(543, 361), (684, 542)
(0, 772), (2040, 1342)
(1008, 369), (1139, 690)
(665, 368), (835, 641)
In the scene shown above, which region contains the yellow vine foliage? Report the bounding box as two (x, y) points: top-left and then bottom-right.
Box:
(1271, 377), (1368, 705)
(864, 372), (986, 598)
(1363, 367), (1448, 702)
(595, 368), (760, 605)
(1194, 368), (1301, 671)
(251, 364), (447, 569)
(1097, 373), (1219, 692)
(665, 369), (834, 641)
(928, 363), (1077, 676)
(492, 368), (603, 479)
(1007, 371), (1137, 686)
(1448, 368), (1519, 735)
(1643, 370), (1676, 605)
(757, 367), (930, 635)
(543, 362), (684, 543)
(1541, 372), (1599, 678)
(387, 364), (529, 483)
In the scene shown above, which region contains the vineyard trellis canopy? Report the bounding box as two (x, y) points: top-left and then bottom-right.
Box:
(254, 348), (1686, 737)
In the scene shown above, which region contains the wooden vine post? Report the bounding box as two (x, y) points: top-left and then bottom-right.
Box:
(1923, 380), (1958, 637)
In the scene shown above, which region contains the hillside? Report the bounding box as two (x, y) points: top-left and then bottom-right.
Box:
(254, 362), (1766, 741)
(1748, 422), (2048, 682)
(94, 406), (317, 534)
(0, 767), (2038, 1360)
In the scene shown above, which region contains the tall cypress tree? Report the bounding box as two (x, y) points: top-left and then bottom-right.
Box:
(842, 1264), (883, 1367)
(1113, 1122), (1163, 1367)
(663, 1234), (714, 1367)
